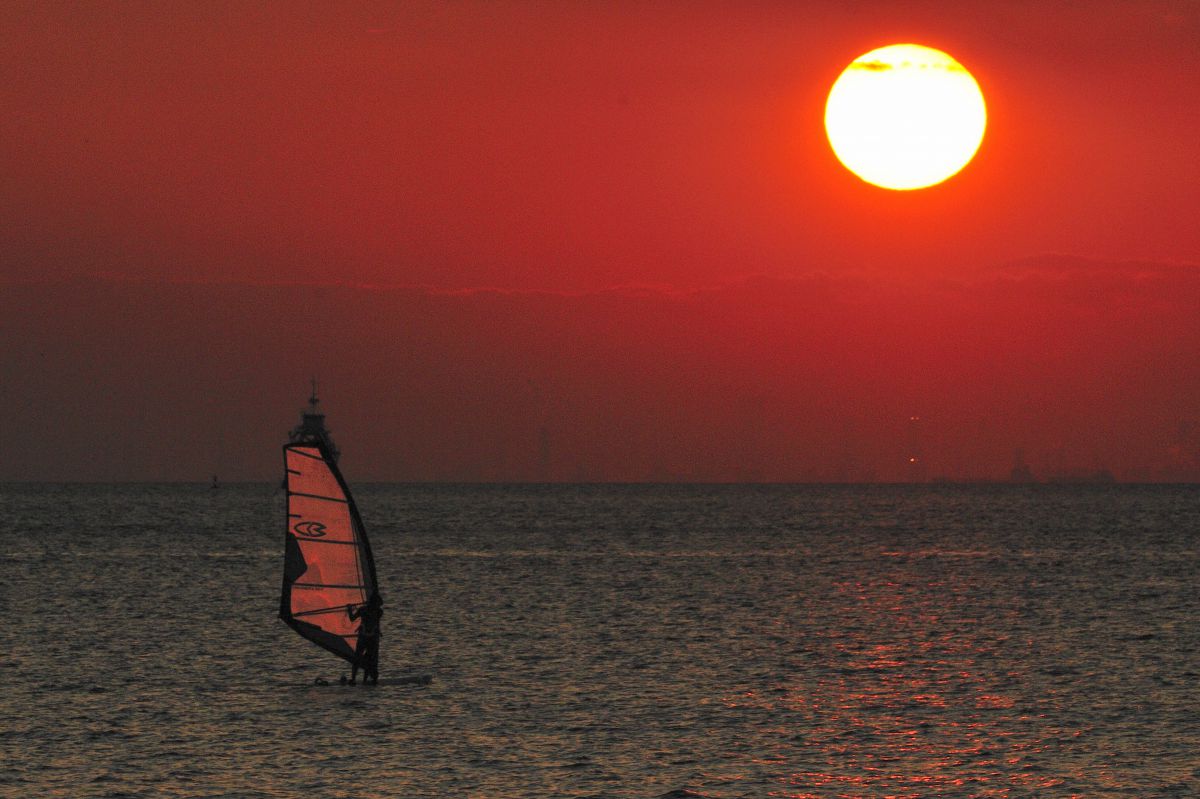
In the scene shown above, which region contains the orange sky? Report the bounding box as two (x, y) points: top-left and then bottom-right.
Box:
(3, 2), (1199, 481)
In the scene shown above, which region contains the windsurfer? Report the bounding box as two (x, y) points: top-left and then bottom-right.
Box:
(346, 592), (383, 684)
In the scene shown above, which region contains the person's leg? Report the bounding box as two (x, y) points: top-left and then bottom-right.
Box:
(350, 638), (366, 684)
(366, 638), (379, 684)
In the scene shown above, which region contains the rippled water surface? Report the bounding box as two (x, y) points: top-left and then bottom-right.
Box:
(2, 483), (1198, 798)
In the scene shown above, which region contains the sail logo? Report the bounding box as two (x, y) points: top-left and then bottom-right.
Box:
(293, 521), (327, 537)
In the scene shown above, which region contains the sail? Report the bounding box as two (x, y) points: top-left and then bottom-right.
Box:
(280, 441), (378, 663)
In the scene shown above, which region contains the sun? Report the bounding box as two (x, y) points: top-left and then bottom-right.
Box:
(825, 43), (987, 191)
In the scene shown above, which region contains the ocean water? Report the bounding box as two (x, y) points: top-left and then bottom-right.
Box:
(1, 483), (1197, 798)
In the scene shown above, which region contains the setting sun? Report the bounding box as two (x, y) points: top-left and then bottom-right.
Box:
(825, 43), (987, 190)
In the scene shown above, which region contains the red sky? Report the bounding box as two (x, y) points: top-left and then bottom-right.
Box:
(3, 2), (1199, 481)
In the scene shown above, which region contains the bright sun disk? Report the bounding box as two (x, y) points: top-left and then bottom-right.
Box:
(825, 43), (987, 191)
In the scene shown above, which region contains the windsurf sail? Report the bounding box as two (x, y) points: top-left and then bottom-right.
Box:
(280, 440), (378, 663)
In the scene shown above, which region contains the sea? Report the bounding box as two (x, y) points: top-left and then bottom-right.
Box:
(1, 483), (1197, 798)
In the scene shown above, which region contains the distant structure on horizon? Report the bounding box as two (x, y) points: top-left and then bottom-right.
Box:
(1009, 449), (1036, 483)
(931, 449), (1117, 486)
(1017, 448), (1117, 484)
(1042, 467), (1116, 484)
(288, 379), (340, 462)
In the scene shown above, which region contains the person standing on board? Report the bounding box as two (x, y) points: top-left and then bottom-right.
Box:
(346, 592), (383, 684)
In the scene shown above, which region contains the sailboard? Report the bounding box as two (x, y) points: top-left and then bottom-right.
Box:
(279, 440), (379, 664)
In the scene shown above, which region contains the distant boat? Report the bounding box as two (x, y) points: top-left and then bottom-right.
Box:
(279, 388), (380, 673)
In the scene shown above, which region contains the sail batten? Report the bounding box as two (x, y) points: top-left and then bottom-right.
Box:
(288, 447), (328, 462)
(290, 538), (362, 547)
(293, 606), (355, 617)
(279, 441), (378, 664)
(287, 491), (350, 504)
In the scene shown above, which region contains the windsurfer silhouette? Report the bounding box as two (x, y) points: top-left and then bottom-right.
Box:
(346, 592), (383, 685)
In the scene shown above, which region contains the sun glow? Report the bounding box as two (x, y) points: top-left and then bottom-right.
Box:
(825, 44), (987, 191)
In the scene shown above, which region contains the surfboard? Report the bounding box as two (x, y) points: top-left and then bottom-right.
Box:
(311, 674), (432, 687)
